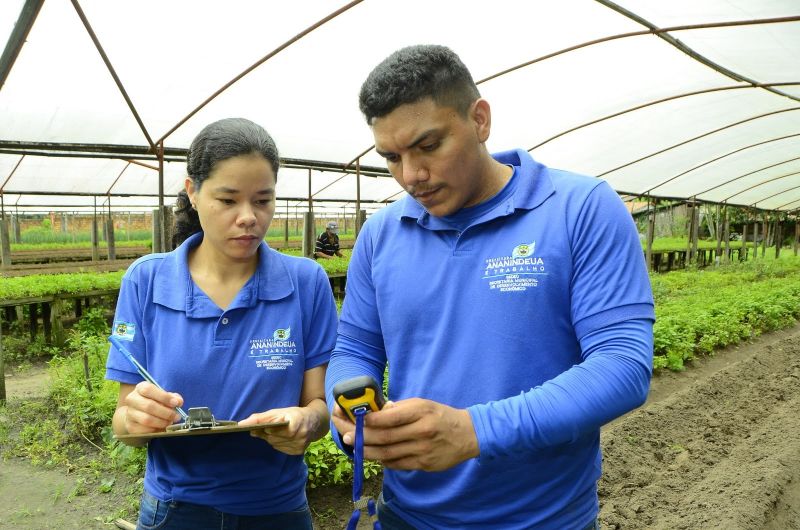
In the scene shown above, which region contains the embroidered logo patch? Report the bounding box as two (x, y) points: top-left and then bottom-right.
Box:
(250, 328), (298, 370)
(482, 241), (547, 292)
(273, 327), (291, 341)
(112, 320), (136, 341)
(511, 242), (535, 258)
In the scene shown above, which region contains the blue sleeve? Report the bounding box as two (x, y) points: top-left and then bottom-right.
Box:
(469, 317), (653, 460)
(324, 220), (387, 452)
(469, 181), (654, 460)
(104, 272), (147, 384)
(303, 265), (339, 370)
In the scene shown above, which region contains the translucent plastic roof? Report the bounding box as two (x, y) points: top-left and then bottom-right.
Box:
(1, 0), (799, 213)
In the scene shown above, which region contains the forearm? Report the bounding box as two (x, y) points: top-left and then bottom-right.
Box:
(303, 397), (331, 443)
(470, 318), (653, 460)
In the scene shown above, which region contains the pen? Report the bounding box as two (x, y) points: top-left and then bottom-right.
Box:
(108, 335), (189, 421)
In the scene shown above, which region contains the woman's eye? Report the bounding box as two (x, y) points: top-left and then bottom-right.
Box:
(219, 198), (235, 205)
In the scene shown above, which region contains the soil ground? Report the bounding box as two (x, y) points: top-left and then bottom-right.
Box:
(1, 324), (799, 529)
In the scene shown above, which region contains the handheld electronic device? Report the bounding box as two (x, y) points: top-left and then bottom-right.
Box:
(332, 375), (386, 422)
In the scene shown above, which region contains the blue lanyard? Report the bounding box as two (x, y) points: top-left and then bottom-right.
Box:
(346, 408), (381, 530)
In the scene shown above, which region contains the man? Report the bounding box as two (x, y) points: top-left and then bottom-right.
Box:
(314, 221), (343, 259)
(325, 45), (654, 529)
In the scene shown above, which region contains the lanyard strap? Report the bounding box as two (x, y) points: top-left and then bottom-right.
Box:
(346, 408), (381, 530)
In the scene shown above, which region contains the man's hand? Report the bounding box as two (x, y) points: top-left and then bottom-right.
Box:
(239, 406), (323, 455)
(331, 398), (480, 471)
(122, 381), (184, 435)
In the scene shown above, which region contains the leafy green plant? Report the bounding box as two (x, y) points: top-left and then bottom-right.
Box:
(305, 433), (381, 488)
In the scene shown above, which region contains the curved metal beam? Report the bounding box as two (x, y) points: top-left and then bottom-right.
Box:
(596, 107), (800, 178)
(158, 0), (364, 144)
(71, 0), (155, 149)
(530, 83), (800, 151)
(644, 133), (800, 195)
(724, 172), (800, 203)
(696, 156), (800, 199)
(752, 184), (800, 208)
(0, 0), (44, 91)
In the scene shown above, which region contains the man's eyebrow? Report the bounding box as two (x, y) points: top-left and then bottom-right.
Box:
(376, 129), (439, 157)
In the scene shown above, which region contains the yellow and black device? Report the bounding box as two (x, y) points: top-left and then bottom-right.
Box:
(333, 375), (386, 422)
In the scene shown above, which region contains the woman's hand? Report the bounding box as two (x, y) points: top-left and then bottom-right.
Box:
(239, 399), (329, 455)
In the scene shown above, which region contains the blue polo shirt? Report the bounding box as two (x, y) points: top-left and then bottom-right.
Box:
(326, 149), (655, 529)
(106, 232), (337, 515)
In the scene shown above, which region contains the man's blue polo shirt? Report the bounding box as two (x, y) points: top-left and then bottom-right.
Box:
(326, 149), (655, 528)
(106, 232), (337, 515)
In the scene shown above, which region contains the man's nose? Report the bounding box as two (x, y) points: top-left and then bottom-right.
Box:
(401, 158), (428, 187)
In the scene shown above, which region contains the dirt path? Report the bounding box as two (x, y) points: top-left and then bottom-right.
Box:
(599, 325), (800, 529)
(2, 325), (799, 529)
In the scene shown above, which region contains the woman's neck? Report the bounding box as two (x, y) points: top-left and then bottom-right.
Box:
(188, 241), (258, 286)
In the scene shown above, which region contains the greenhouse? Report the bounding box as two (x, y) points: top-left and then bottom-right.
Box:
(1, 1), (800, 529)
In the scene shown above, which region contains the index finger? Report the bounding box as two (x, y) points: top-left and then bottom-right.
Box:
(363, 399), (422, 428)
(135, 381), (183, 409)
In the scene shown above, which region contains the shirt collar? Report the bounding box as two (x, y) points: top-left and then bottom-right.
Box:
(153, 232), (295, 315)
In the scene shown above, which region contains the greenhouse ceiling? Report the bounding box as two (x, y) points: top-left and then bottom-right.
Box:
(0, 0), (799, 214)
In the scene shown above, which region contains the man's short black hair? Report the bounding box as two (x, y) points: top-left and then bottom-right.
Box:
(358, 44), (481, 124)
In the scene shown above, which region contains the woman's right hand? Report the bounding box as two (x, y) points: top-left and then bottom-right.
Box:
(121, 381), (184, 435)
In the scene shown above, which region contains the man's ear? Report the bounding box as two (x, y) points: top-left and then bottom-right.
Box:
(471, 98), (492, 144)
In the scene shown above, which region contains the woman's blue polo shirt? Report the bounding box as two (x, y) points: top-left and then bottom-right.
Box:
(105, 232), (337, 515)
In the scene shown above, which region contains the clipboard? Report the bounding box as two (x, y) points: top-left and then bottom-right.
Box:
(114, 420), (289, 440)
(114, 406), (288, 440)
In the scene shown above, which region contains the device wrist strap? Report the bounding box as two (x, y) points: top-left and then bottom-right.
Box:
(346, 408), (381, 530)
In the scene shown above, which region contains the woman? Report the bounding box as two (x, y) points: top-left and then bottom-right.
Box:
(105, 118), (336, 529)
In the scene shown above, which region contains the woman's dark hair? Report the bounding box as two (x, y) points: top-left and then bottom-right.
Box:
(358, 44), (480, 125)
(172, 118), (280, 247)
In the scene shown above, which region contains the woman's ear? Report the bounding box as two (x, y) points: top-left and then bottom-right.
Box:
(185, 177), (196, 205)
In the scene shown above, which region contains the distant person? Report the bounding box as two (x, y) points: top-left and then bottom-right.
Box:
(325, 44), (655, 529)
(314, 221), (343, 259)
(106, 117), (337, 530)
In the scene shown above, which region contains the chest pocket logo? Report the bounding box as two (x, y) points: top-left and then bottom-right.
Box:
(273, 327), (291, 341)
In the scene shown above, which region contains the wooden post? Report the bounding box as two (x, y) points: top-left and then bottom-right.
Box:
(0, 217), (11, 268)
(794, 219), (799, 256)
(646, 197), (655, 272)
(92, 198), (100, 261)
(761, 213), (768, 258)
(11, 214), (21, 243)
(752, 219), (758, 259)
(742, 222), (748, 261)
(301, 211), (315, 258)
(690, 201), (700, 265)
(161, 205), (175, 251)
(28, 303), (38, 342)
(284, 200), (289, 247)
(42, 302), (52, 345)
(151, 208), (162, 253)
(50, 297), (65, 347)
(0, 308), (6, 404)
(714, 204), (722, 261)
(774, 216), (782, 259)
(722, 206), (730, 261)
(106, 202), (116, 260)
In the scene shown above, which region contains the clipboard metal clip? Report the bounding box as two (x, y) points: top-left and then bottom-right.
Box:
(166, 407), (236, 432)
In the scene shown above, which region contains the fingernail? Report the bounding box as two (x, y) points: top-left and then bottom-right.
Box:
(343, 433), (352, 445)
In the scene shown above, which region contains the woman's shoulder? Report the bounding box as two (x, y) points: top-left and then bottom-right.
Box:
(266, 248), (326, 278)
(122, 250), (177, 283)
